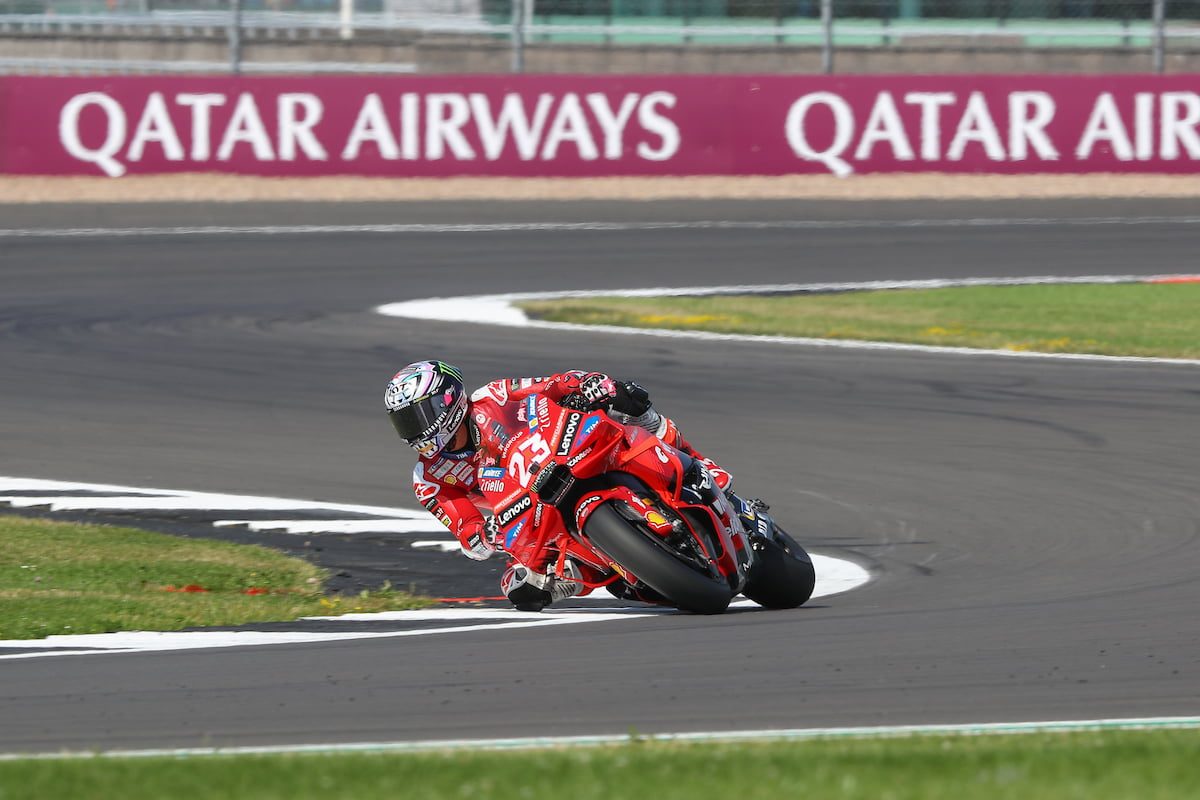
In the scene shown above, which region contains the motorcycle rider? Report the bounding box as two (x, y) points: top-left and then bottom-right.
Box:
(385, 360), (734, 611)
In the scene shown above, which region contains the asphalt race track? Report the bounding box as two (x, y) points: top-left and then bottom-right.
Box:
(2, 198), (1199, 753)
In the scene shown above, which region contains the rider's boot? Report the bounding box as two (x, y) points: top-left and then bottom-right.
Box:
(500, 559), (584, 612)
(619, 408), (734, 493)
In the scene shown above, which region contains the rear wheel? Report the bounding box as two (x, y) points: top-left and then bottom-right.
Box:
(743, 527), (816, 609)
(583, 503), (732, 615)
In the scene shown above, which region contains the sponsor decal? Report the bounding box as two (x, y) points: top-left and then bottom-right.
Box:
(440, 446), (474, 462)
(525, 396), (539, 430)
(504, 519), (527, 548)
(533, 501), (544, 528)
(643, 508), (674, 534)
(556, 411), (583, 457)
(43, 88), (680, 178)
(509, 377), (550, 392)
(566, 446), (593, 468)
(480, 466), (505, 480)
(9, 77), (1200, 179)
(480, 479), (506, 493)
(496, 494), (532, 527)
(444, 401), (467, 437)
(574, 494), (603, 526)
(575, 415), (601, 447)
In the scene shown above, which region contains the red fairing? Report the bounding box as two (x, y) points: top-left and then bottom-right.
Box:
(616, 427), (747, 581)
(472, 388), (752, 594)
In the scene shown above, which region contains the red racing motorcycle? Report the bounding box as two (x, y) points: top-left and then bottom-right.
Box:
(475, 391), (816, 614)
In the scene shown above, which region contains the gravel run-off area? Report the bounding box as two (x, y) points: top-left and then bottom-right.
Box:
(2, 174), (1199, 204)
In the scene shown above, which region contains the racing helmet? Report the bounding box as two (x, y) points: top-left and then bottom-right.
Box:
(385, 361), (468, 458)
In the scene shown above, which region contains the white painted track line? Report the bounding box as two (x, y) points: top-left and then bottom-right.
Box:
(376, 274), (1200, 367)
(1, 495), (424, 513)
(0, 476), (436, 522)
(212, 519), (441, 534)
(0, 609), (631, 660)
(0, 555), (870, 661)
(4, 716), (1199, 760)
(4, 216), (1200, 239)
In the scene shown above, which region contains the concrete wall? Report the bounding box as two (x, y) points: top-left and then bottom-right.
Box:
(0, 30), (418, 66)
(4, 30), (1197, 73)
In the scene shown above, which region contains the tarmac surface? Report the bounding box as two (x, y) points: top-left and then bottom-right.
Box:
(2, 198), (1199, 752)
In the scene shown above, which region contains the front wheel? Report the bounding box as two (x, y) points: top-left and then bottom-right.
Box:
(742, 527), (816, 609)
(583, 503), (733, 615)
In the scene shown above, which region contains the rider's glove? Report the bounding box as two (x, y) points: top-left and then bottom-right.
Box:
(611, 381), (652, 417)
(563, 374), (652, 416)
(460, 519), (498, 561)
(576, 372), (620, 409)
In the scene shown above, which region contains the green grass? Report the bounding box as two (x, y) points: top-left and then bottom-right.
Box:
(520, 283), (1200, 359)
(3, 730), (1200, 799)
(0, 515), (431, 640)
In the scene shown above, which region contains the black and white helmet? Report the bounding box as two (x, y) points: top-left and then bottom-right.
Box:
(385, 361), (468, 458)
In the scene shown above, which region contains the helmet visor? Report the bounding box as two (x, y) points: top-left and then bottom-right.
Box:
(388, 394), (450, 442)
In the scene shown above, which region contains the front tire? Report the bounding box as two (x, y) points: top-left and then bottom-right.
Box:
(743, 527), (816, 609)
(583, 503), (732, 615)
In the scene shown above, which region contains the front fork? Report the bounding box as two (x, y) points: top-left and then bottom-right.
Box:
(677, 455), (761, 593)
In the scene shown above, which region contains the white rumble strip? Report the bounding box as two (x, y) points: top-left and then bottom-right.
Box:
(0, 476), (871, 660)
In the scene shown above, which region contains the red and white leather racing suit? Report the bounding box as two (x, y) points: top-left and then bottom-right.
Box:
(411, 372), (732, 571)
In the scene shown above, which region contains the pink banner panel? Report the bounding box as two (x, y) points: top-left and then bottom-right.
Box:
(1, 75), (1197, 177)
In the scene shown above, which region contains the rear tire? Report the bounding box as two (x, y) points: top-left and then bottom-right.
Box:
(583, 503), (732, 615)
(743, 528), (816, 609)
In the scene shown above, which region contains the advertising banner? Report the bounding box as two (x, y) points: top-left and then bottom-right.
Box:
(1, 74), (1197, 177)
